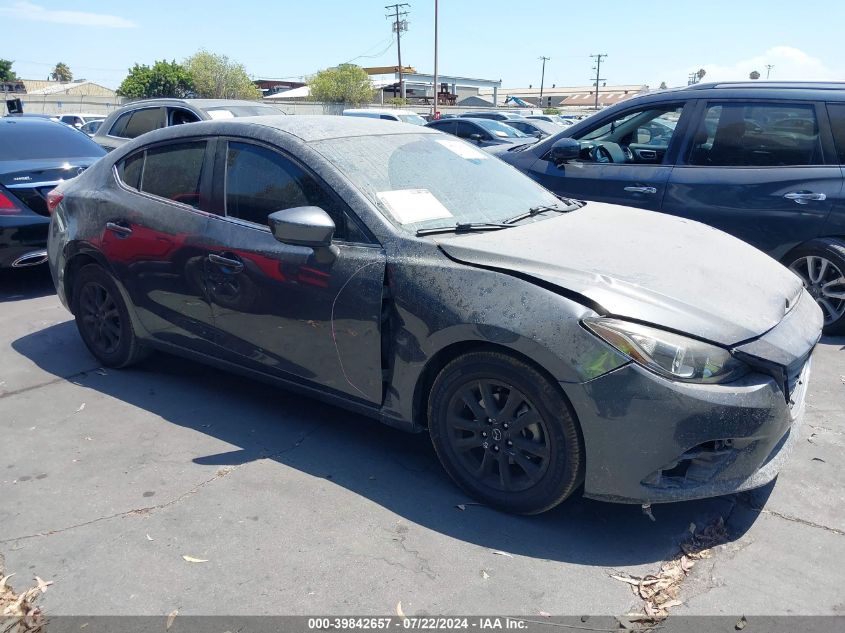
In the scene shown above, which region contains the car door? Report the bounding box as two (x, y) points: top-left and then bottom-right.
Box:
(203, 139), (386, 404)
(663, 99), (840, 259)
(528, 102), (692, 210)
(821, 103), (845, 240)
(105, 139), (218, 350)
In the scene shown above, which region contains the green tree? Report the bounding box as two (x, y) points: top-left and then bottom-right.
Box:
(183, 50), (261, 100)
(659, 81), (668, 90)
(543, 107), (560, 115)
(696, 68), (707, 81)
(309, 64), (374, 105)
(117, 60), (194, 99)
(50, 62), (72, 82)
(0, 59), (16, 82)
(749, 70), (761, 80)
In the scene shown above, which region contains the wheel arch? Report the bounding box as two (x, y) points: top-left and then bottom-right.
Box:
(411, 340), (582, 435)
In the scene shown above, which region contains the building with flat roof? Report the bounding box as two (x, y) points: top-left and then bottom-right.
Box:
(480, 84), (648, 109)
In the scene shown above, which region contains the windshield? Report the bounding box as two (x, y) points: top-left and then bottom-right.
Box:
(398, 113), (427, 126)
(0, 121), (105, 160)
(312, 133), (562, 233)
(472, 119), (529, 138)
(205, 105), (284, 118)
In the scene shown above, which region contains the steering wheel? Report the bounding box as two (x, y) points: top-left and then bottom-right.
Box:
(589, 144), (614, 163)
(622, 145), (634, 162)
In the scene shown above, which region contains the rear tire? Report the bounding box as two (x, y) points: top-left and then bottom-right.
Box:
(785, 238), (845, 336)
(72, 264), (151, 368)
(428, 351), (583, 515)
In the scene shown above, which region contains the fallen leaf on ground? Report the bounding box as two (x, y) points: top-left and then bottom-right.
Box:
(34, 577), (52, 593)
(491, 550), (513, 557)
(181, 555), (209, 563)
(166, 609), (178, 630)
(480, 570), (490, 580)
(736, 615), (747, 630)
(146, 534), (154, 541)
(812, 457), (826, 463)
(396, 601), (405, 617)
(75, 403), (86, 413)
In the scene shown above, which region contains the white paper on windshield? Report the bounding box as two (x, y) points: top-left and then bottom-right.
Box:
(435, 138), (489, 160)
(206, 110), (235, 120)
(376, 189), (453, 224)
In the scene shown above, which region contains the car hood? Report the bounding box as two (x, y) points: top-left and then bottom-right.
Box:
(437, 202), (805, 346)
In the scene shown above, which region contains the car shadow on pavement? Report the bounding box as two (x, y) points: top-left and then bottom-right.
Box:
(0, 266), (55, 302)
(12, 321), (769, 568)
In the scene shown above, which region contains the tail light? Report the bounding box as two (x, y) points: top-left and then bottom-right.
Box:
(0, 187), (22, 215)
(46, 189), (64, 214)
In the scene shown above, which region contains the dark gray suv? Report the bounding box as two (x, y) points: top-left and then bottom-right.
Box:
(500, 82), (845, 333)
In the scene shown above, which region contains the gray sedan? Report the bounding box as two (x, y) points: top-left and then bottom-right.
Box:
(48, 116), (822, 514)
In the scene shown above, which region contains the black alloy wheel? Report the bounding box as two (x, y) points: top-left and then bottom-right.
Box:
(428, 351), (583, 515)
(72, 264), (150, 367)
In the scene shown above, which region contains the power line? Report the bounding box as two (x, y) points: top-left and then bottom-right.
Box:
(385, 3), (410, 99)
(590, 53), (607, 110)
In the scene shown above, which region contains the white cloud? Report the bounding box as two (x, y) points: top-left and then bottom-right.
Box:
(657, 46), (843, 87)
(0, 1), (135, 28)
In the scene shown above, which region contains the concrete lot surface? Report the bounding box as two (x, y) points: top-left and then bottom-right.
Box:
(1, 268), (843, 622)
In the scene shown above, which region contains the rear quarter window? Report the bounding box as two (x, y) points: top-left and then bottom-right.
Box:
(827, 103), (845, 164)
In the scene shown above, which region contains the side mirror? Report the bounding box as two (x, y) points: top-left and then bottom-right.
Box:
(268, 206), (335, 248)
(549, 137), (581, 164)
(469, 133), (483, 143)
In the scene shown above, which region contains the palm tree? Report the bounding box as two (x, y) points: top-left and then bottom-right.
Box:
(696, 68), (707, 81)
(50, 62), (72, 83)
(749, 70), (761, 80)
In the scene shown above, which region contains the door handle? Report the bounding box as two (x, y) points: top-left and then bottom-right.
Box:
(624, 186), (658, 194)
(105, 221), (132, 237)
(784, 191), (826, 204)
(208, 252), (244, 273)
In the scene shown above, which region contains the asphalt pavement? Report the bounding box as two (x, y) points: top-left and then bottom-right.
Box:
(1, 266), (843, 623)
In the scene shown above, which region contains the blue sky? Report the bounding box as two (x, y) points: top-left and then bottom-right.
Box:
(2, 0), (843, 90)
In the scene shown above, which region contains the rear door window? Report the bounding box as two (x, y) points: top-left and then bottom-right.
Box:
(138, 141), (207, 208)
(110, 107), (166, 139)
(689, 102), (823, 166)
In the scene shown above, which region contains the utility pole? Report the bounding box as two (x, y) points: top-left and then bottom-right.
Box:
(538, 56), (550, 107)
(386, 3), (410, 100)
(432, 0), (438, 116)
(765, 64), (774, 79)
(590, 53), (607, 110)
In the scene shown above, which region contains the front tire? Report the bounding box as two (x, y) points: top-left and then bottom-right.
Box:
(72, 264), (150, 368)
(428, 351), (583, 515)
(786, 238), (845, 335)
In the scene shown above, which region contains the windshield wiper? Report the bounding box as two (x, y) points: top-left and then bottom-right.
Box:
(503, 203), (574, 225)
(415, 222), (512, 237)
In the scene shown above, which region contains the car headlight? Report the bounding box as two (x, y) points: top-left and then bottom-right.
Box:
(582, 318), (749, 384)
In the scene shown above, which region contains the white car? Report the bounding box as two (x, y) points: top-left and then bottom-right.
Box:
(342, 108), (427, 125)
(57, 113), (104, 129)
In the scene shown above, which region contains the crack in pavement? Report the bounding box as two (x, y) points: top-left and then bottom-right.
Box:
(732, 495), (844, 536)
(0, 423), (325, 545)
(0, 366), (99, 400)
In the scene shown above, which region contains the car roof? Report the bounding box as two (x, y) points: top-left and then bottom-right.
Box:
(0, 116), (67, 128)
(122, 114), (439, 144)
(110, 98), (279, 111)
(636, 80), (845, 103)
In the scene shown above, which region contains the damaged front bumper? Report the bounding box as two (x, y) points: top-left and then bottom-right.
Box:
(563, 290), (820, 504)
(564, 357), (810, 504)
